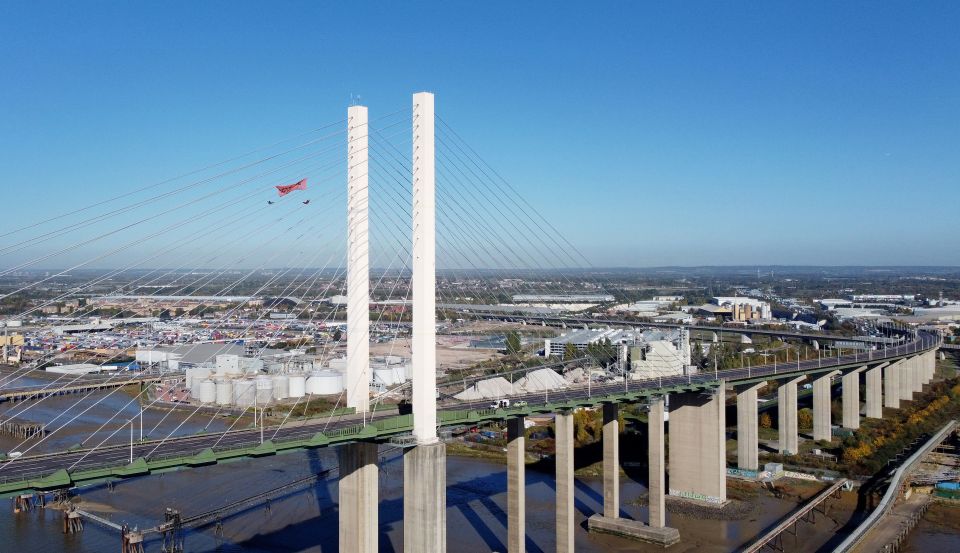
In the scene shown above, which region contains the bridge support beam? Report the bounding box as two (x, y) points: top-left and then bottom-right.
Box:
(735, 383), (763, 471)
(884, 360), (902, 409)
(865, 363), (886, 419)
(346, 104), (370, 413)
(555, 412), (575, 553)
(899, 357), (915, 402)
(778, 376), (805, 455)
(507, 416), (525, 553)
(842, 368), (866, 430)
(602, 403), (619, 518)
(669, 385), (726, 503)
(338, 442), (378, 553)
(403, 443), (446, 553)
(588, 397), (679, 546)
(813, 371), (839, 442)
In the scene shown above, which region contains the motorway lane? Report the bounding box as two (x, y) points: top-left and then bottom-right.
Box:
(0, 335), (938, 486)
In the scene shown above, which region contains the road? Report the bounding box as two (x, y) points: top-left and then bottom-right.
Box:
(0, 334), (940, 488)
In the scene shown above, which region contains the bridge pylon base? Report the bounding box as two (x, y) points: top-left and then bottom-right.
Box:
(587, 515), (680, 546)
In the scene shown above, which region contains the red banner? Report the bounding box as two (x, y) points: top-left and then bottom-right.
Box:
(276, 178), (307, 196)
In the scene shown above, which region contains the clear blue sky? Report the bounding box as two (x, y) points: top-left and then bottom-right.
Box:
(2, 1), (958, 268)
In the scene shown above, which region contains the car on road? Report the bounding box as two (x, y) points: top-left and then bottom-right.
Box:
(514, 400), (528, 407)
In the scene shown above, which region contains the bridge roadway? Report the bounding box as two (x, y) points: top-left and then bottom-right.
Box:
(0, 370), (179, 403)
(0, 335), (939, 498)
(452, 310), (901, 344)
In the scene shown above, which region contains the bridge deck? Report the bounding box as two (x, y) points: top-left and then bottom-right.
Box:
(0, 337), (940, 498)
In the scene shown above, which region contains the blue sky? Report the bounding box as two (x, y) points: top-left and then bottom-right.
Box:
(2, 1), (958, 268)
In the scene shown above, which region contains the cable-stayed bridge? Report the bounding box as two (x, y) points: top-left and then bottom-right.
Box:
(0, 92), (947, 552)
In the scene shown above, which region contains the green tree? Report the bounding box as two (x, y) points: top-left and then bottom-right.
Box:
(332, 328), (343, 342)
(564, 342), (579, 360)
(505, 331), (522, 357)
(797, 408), (813, 429)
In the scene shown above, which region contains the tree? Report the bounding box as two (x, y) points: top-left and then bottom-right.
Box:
(505, 331), (522, 357)
(691, 341), (707, 369)
(332, 328), (342, 342)
(797, 408), (813, 429)
(564, 342), (579, 360)
(759, 412), (773, 429)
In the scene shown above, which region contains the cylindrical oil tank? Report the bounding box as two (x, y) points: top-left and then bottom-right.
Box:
(198, 379), (216, 404)
(288, 375), (306, 398)
(255, 375), (274, 405)
(215, 379), (233, 405)
(189, 367), (212, 396)
(233, 379), (256, 408)
(306, 370), (344, 395)
(373, 366), (402, 386)
(272, 375), (290, 400)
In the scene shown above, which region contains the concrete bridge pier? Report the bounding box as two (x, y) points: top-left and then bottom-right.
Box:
(735, 383), (763, 471)
(669, 385), (726, 503)
(338, 443), (378, 553)
(884, 360), (902, 409)
(910, 355), (923, 394)
(842, 368), (866, 430)
(899, 357), (916, 401)
(588, 398), (678, 545)
(403, 443), (446, 553)
(778, 376), (806, 455)
(555, 411), (575, 553)
(507, 416), (525, 553)
(813, 371), (839, 442)
(865, 363), (885, 419)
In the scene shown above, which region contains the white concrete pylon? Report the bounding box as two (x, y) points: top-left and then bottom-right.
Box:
(411, 91), (437, 443)
(347, 105), (370, 413)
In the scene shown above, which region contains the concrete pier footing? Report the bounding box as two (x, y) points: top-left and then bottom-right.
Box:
(735, 383), (763, 471)
(403, 442), (446, 553)
(555, 412), (575, 553)
(813, 371), (839, 442)
(778, 376), (805, 455)
(865, 364), (884, 419)
(339, 442), (379, 553)
(507, 417), (525, 553)
(669, 386), (726, 503)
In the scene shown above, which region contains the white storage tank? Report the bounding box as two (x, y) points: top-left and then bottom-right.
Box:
(189, 367), (212, 396)
(288, 375), (306, 398)
(233, 379), (256, 408)
(307, 370), (344, 395)
(328, 357), (347, 371)
(255, 375), (274, 404)
(373, 366), (403, 386)
(272, 375), (290, 400)
(198, 379), (217, 404)
(215, 379), (233, 405)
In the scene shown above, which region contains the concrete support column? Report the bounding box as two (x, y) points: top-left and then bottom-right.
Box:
(507, 417), (525, 553)
(669, 385), (726, 503)
(842, 368), (865, 430)
(884, 360), (901, 409)
(910, 356), (922, 393)
(735, 383), (763, 471)
(411, 91), (437, 443)
(899, 358), (914, 402)
(602, 403), (619, 519)
(555, 412), (575, 553)
(865, 364), (883, 419)
(648, 398), (666, 528)
(778, 376), (805, 455)
(346, 104), (370, 412)
(403, 443), (446, 553)
(338, 442), (378, 553)
(813, 371), (838, 442)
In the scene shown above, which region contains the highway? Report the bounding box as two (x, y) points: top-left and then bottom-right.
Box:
(0, 333), (939, 492)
